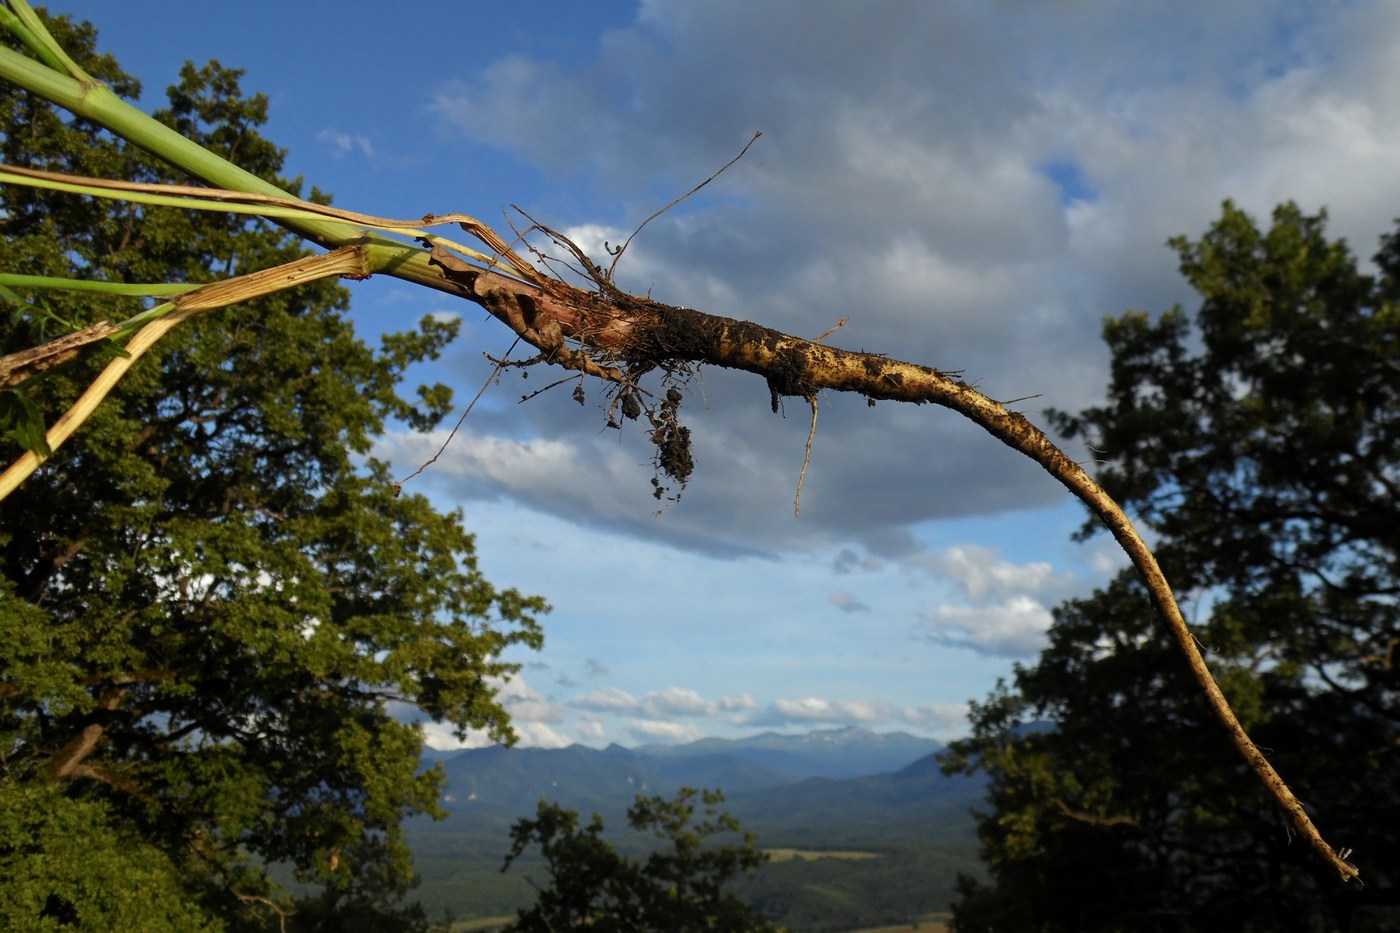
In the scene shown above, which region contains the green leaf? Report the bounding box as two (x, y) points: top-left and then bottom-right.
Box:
(0, 388), (50, 456)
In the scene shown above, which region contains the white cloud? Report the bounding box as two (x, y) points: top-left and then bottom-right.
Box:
(508, 721), (573, 749)
(627, 719), (705, 743)
(419, 674), (571, 749)
(576, 718), (607, 742)
(901, 543), (1076, 657)
(648, 687), (718, 717)
(739, 695), (968, 735)
(419, 716), (572, 751)
(913, 544), (1070, 603)
(412, 0), (1400, 565)
(387, 430), (597, 497)
(418, 720), (485, 751)
(757, 697), (890, 727)
(496, 675), (568, 724)
(718, 692), (758, 712)
(897, 703), (972, 734)
(394, 1), (1400, 748)
(561, 684), (959, 745)
(924, 595), (1055, 658)
(573, 686), (643, 715)
(572, 686), (718, 719)
(316, 128), (375, 158)
(417, 671), (968, 747)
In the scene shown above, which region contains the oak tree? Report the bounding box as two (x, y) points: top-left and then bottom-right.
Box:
(944, 202), (1400, 932)
(0, 15), (545, 931)
(502, 788), (779, 933)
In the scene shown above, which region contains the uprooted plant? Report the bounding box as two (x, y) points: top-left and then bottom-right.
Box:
(0, 0), (1358, 884)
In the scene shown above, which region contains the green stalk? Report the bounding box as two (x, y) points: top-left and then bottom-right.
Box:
(0, 3), (78, 75)
(0, 165), (380, 224)
(0, 273), (199, 298)
(0, 168), (516, 273)
(0, 274), (193, 338)
(0, 5), (453, 294)
(0, 42), (352, 243)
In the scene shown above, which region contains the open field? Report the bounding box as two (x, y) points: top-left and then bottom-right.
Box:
(448, 907), (953, 932)
(449, 917), (512, 932)
(848, 913), (951, 932)
(765, 847), (883, 862)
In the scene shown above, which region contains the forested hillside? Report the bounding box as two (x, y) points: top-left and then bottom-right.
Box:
(403, 739), (983, 930)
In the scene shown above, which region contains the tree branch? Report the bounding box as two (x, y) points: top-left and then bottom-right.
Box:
(1051, 797), (1140, 828)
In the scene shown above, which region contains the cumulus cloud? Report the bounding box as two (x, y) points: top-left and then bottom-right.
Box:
(900, 543), (1075, 657)
(923, 596), (1056, 658)
(896, 703), (973, 734)
(496, 675), (569, 724)
(396, 2), (1400, 745)
(556, 685), (954, 745)
(418, 675), (571, 750)
(420, 713), (572, 751)
(739, 695), (968, 734)
(573, 686), (643, 715)
(753, 697), (890, 727)
(648, 687), (719, 717)
(575, 718), (607, 742)
(627, 719), (706, 744)
(719, 693), (758, 712)
(913, 544), (1072, 603)
(406, 2), (1400, 564)
(572, 686), (720, 719)
(508, 721), (574, 749)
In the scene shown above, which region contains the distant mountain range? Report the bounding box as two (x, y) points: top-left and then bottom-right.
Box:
(634, 726), (945, 780)
(408, 727), (986, 930)
(423, 726), (948, 818)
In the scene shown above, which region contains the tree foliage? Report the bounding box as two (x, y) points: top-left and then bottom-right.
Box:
(0, 13), (546, 931)
(502, 788), (780, 932)
(944, 202), (1400, 931)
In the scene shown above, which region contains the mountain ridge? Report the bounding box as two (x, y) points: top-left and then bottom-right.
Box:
(631, 725), (943, 780)
(423, 726), (964, 840)
(426, 725), (945, 787)
(407, 727), (985, 930)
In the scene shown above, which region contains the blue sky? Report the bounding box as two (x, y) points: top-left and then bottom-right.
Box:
(42, 1), (1400, 748)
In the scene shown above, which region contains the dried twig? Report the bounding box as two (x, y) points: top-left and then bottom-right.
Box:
(812, 317), (849, 345)
(795, 395), (818, 516)
(605, 131), (763, 279)
(393, 337), (521, 495)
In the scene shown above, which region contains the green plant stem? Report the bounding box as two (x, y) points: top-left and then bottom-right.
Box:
(0, 274), (195, 341)
(0, 273), (198, 298)
(0, 167), (349, 221)
(0, 37), (453, 296)
(0, 3), (77, 75)
(0, 166), (520, 275)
